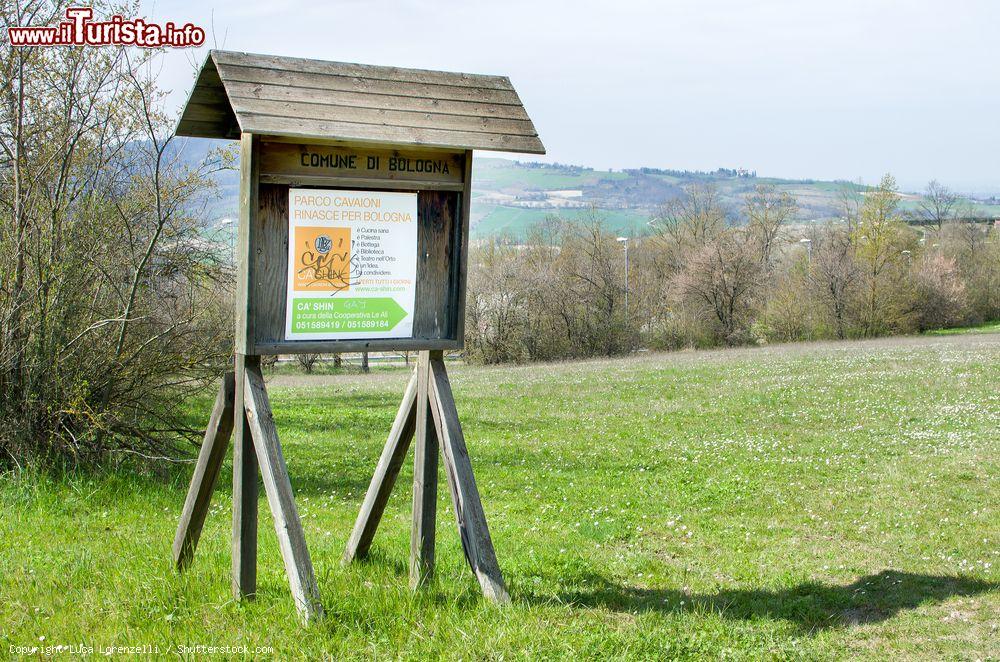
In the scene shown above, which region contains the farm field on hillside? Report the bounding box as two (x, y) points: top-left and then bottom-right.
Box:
(1, 334), (997, 659)
(471, 204), (651, 238)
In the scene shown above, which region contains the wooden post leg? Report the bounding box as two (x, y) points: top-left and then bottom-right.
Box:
(232, 355), (258, 599)
(428, 355), (510, 604)
(173, 372), (236, 570)
(343, 369), (419, 564)
(243, 358), (324, 622)
(410, 351), (439, 590)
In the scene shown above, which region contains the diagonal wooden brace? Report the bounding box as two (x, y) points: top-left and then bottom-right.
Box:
(173, 372), (236, 571)
(343, 369), (418, 563)
(243, 361), (324, 622)
(343, 351), (509, 603)
(427, 355), (510, 603)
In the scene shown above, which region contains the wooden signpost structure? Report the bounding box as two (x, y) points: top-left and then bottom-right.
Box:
(171, 51), (544, 621)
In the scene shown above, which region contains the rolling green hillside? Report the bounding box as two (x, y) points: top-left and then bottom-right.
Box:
(471, 204), (651, 238)
(181, 139), (1000, 242)
(470, 158), (1000, 239)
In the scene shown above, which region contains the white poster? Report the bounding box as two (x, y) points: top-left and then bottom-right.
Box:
(285, 188), (417, 340)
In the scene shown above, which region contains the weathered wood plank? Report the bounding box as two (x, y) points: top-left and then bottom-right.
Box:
(229, 97), (539, 137)
(410, 352), (438, 589)
(235, 134), (260, 354)
(174, 117), (240, 139)
(224, 80), (531, 120)
(187, 83), (231, 106)
(217, 65), (523, 106)
(257, 174), (465, 191)
(428, 356), (510, 603)
(252, 338), (463, 355)
(248, 183), (288, 355)
(232, 356), (258, 599)
(413, 191), (457, 340)
(177, 52), (546, 155)
(243, 361), (324, 622)
(173, 372), (235, 571)
(238, 113), (544, 154)
(181, 100), (235, 123)
(343, 369), (419, 564)
(454, 150), (474, 345)
(259, 141), (465, 184)
(212, 50), (516, 91)
(195, 60), (223, 87)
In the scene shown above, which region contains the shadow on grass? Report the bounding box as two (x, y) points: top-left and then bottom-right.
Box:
(343, 550), (485, 609)
(542, 570), (997, 631)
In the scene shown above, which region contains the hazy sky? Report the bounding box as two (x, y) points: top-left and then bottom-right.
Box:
(146, 0), (999, 193)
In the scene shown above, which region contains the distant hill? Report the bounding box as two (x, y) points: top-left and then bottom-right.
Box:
(471, 158), (1000, 239)
(175, 138), (1000, 241)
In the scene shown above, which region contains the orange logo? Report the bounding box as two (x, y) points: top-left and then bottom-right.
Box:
(293, 226), (351, 292)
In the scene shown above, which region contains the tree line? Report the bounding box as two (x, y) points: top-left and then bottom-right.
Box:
(464, 176), (998, 363)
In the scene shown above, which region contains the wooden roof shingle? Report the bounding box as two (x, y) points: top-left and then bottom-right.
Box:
(175, 50), (545, 154)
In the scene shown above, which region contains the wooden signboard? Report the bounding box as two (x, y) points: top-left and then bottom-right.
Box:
(240, 138), (472, 356)
(170, 50), (543, 622)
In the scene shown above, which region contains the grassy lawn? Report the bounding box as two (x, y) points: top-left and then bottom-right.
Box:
(1, 334), (997, 659)
(924, 320), (1000, 336)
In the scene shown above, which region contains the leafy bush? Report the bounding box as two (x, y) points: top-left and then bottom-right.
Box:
(0, 21), (231, 468)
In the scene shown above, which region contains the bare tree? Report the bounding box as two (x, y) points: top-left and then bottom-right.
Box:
(917, 180), (958, 231)
(744, 184), (797, 267)
(674, 229), (765, 344)
(465, 239), (527, 363)
(295, 353), (320, 374)
(0, 3), (231, 467)
(908, 253), (967, 331)
(651, 183), (726, 251)
(837, 181), (864, 233)
(564, 218), (628, 356)
(810, 223), (858, 339)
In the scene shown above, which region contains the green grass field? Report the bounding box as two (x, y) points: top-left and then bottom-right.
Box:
(2, 334), (998, 659)
(924, 320), (1000, 336)
(471, 205), (651, 239)
(472, 158), (632, 191)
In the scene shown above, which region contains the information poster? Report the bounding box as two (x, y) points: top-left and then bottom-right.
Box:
(285, 188), (417, 340)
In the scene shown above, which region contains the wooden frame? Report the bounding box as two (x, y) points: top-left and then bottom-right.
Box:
(172, 136), (505, 620)
(344, 351), (509, 603)
(238, 139), (471, 356)
(172, 51), (541, 621)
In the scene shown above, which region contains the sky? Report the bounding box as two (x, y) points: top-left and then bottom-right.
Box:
(145, 0), (999, 194)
